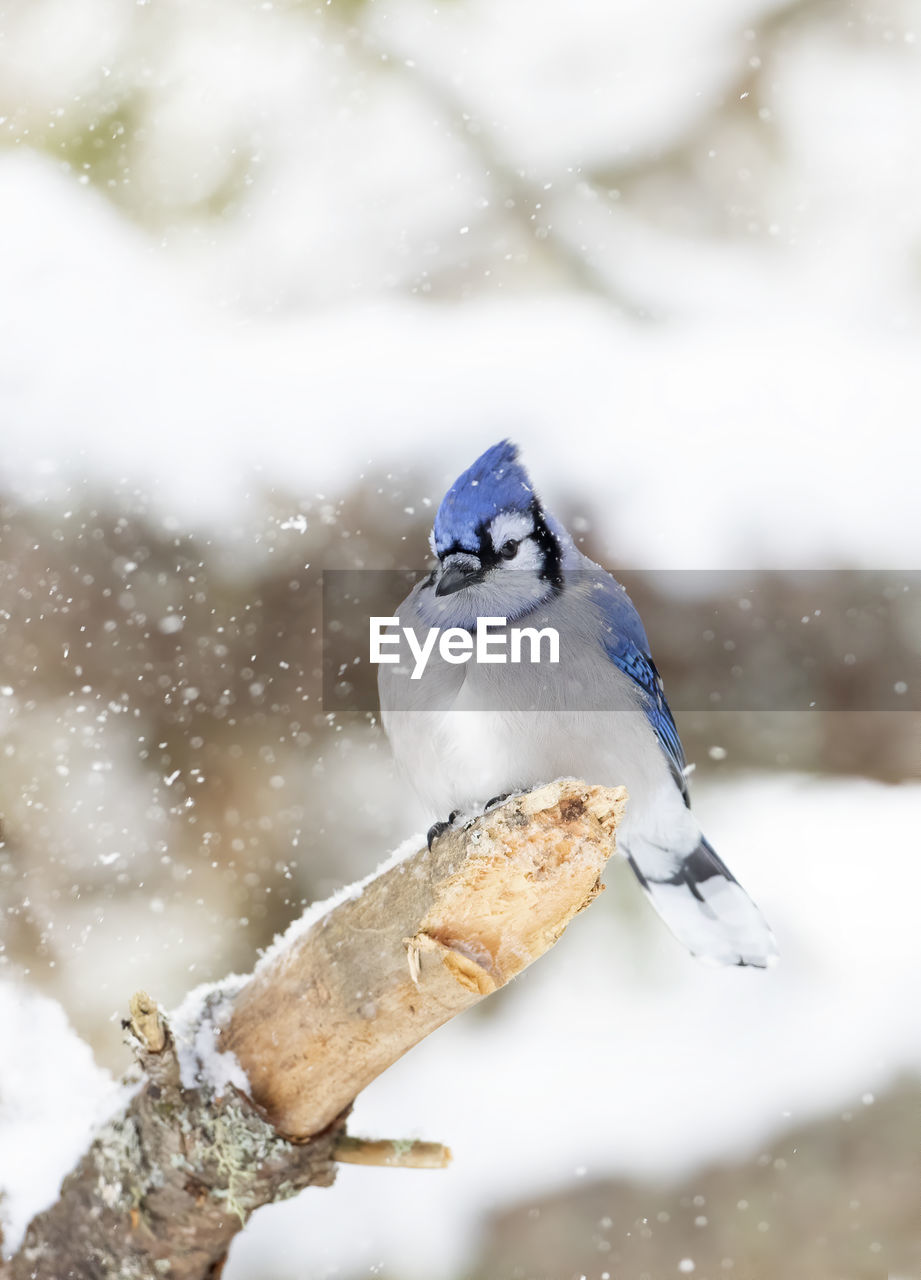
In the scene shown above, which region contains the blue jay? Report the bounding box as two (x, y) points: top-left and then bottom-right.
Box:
(378, 440), (777, 968)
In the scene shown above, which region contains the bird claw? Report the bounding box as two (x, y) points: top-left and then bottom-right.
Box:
(426, 809), (462, 850)
(484, 792), (512, 811)
(427, 797), (517, 847)
(426, 821), (450, 850)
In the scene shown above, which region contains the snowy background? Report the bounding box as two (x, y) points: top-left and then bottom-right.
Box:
(1, 0), (920, 1276)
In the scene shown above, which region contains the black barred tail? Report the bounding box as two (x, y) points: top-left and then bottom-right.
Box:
(626, 835), (778, 968)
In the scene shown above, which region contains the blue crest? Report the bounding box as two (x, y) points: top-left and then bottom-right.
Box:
(433, 440), (535, 555)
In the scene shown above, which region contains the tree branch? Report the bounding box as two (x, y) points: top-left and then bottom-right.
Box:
(332, 1137), (452, 1169)
(3, 778), (625, 1280)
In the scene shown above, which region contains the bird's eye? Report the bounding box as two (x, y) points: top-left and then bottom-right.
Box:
(499, 539), (520, 560)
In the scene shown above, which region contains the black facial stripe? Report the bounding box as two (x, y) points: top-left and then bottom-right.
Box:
(530, 501), (563, 589)
(476, 524), (496, 565)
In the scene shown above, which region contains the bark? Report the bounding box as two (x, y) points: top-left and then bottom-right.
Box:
(2, 778), (625, 1280)
(5, 1014), (343, 1280)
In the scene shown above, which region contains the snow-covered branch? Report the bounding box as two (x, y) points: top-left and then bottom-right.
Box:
(2, 779), (625, 1280)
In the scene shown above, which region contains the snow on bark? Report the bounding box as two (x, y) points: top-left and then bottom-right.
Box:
(1, 780), (625, 1280)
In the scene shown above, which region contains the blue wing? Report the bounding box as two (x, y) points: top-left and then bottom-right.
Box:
(586, 572), (689, 803)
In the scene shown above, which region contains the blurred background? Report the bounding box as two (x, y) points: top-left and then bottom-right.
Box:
(1, 0), (920, 1276)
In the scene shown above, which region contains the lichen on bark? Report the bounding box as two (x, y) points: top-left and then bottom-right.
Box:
(5, 1020), (345, 1280)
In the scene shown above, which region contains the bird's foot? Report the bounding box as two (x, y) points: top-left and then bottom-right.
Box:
(428, 795), (523, 847)
(458, 791), (517, 832)
(426, 809), (461, 850)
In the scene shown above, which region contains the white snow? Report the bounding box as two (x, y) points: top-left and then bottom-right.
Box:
(225, 771), (921, 1280)
(170, 977), (251, 1096)
(0, 753), (915, 1273)
(1, 1), (919, 1274)
(3, 773), (918, 1274)
(1, 150), (920, 570)
(0, 979), (126, 1259)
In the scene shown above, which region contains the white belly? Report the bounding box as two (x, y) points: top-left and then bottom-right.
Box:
(379, 605), (697, 853)
(382, 693), (690, 849)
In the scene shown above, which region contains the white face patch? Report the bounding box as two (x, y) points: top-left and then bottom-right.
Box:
(487, 511), (543, 575)
(487, 511), (535, 553)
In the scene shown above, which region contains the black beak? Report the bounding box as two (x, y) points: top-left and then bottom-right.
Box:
(435, 556), (483, 596)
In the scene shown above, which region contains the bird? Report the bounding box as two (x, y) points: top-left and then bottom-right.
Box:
(378, 440), (777, 968)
